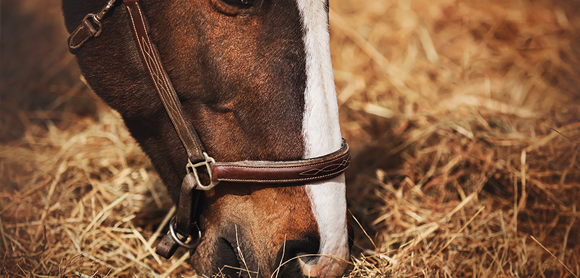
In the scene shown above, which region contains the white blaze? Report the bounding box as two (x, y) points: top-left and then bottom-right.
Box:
(296, 0), (349, 277)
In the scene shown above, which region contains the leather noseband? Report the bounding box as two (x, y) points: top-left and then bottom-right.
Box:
(68, 0), (350, 259)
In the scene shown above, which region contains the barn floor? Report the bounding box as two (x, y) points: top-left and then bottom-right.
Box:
(1, 0), (579, 277)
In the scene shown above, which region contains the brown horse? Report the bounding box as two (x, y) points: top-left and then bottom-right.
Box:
(62, 0), (349, 277)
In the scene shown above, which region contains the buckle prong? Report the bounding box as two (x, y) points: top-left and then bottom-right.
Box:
(187, 152), (219, 191)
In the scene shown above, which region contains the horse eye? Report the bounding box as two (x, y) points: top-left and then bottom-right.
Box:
(221, 0), (253, 7)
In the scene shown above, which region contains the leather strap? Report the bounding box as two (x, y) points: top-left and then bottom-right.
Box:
(156, 173), (202, 259)
(124, 0), (207, 164)
(68, 16), (98, 49)
(213, 141), (350, 183)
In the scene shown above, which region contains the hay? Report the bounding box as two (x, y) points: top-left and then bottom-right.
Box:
(333, 0), (580, 277)
(0, 98), (192, 275)
(1, 0), (579, 277)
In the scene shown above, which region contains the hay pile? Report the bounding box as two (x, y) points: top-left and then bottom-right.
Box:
(1, 0), (579, 277)
(332, 0), (580, 277)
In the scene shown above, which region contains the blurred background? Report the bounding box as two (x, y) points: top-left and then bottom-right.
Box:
(1, 0), (579, 277)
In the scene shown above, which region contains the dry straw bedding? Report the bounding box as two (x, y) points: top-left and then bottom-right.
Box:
(1, 0), (579, 277)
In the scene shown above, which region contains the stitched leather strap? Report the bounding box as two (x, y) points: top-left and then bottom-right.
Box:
(125, 0), (207, 163)
(213, 141), (350, 183)
(68, 17), (98, 49)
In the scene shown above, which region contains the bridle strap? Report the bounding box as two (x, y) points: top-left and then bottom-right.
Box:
(122, 0), (209, 259)
(213, 140), (350, 183)
(124, 0), (207, 164)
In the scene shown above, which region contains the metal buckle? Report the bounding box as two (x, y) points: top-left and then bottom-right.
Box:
(80, 0), (117, 38)
(187, 152), (219, 191)
(82, 14), (103, 37)
(168, 217), (201, 249)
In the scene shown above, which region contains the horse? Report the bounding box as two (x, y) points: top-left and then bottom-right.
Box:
(62, 0), (350, 277)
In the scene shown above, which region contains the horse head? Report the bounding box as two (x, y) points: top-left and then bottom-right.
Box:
(62, 0), (349, 276)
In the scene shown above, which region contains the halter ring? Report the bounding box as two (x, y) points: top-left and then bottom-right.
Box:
(168, 217), (201, 249)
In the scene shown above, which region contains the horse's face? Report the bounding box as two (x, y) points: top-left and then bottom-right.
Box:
(63, 0), (348, 276)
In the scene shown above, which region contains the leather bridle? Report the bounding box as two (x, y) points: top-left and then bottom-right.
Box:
(68, 0), (350, 260)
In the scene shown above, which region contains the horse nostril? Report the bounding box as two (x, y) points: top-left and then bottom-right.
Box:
(275, 236), (320, 275)
(215, 238), (242, 277)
